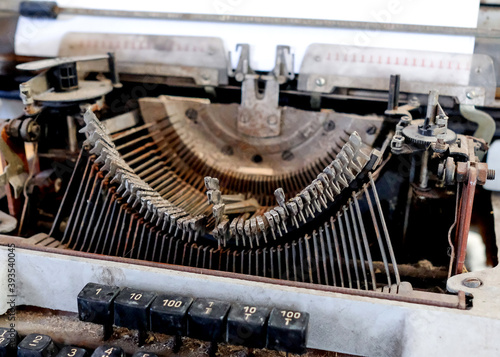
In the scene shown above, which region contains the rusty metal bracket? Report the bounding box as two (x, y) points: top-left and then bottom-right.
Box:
(453, 166), (477, 275)
(448, 265), (500, 319)
(230, 45), (294, 138)
(0, 128), (28, 199)
(238, 75), (281, 138)
(17, 54), (117, 112)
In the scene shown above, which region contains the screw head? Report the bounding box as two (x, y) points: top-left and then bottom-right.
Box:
(314, 55), (321, 62)
(323, 120), (335, 132)
(462, 277), (482, 288)
(267, 115), (278, 126)
(391, 135), (404, 150)
(466, 91), (476, 99)
(185, 108), (198, 121)
(235, 73), (245, 82)
(315, 77), (326, 87)
(366, 125), (377, 135)
(409, 96), (420, 106)
(281, 150), (294, 161)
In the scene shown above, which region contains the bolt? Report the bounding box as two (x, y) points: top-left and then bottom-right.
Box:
(201, 73), (210, 81)
(281, 150), (294, 161)
(315, 77), (326, 87)
(185, 108), (198, 121)
(235, 73), (245, 82)
(466, 91), (476, 99)
(409, 96), (420, 107)
(391, 135), (404, 150)
(366, 125), (377, 135)
(488, 169), (496, 180)
(436, 114), (448, 126)
(433, 138), (447, 153)
(267, 115), (278, 126)
(462, 277), (482, 288)
(323, 120), (335, 132)
(401, 115), (412, 125)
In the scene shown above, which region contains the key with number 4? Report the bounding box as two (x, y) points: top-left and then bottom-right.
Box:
(90, 346), (123, 357)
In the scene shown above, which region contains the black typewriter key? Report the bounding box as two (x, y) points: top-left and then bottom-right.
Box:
(18, 334), (58, 357)
(77, 283), (120, 339)
(131, 352), (158, 357)
(150, 295), (193, 336)
(90, 345), (124, 357)
(55, 346), (87, 357)
(77, 283), (121, 324)
(187, 298), (231, 342)
(226, 304), (271, 348)
(114, 287), (156, 345)
(114, 287), (157, 330)
(267, 308), (309, 354)
(0, 327), (18, 357)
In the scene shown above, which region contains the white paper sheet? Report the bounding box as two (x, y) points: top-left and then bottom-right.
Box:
(15, 0), (480, 72)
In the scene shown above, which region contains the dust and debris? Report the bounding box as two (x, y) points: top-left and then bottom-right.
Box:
(0, 307), (356, 357)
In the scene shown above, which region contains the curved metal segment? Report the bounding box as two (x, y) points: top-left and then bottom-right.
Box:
(50, 107), (401, 291)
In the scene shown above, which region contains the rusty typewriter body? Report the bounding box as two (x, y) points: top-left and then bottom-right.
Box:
(1, 2), (500, 356)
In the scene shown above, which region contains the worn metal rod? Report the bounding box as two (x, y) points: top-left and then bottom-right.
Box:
(369, 173), (400, 285)
(419, 150), (430, 189)
(14, 2), (500, 38)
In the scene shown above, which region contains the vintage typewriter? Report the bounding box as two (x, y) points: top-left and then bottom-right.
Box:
(0, 1), (500, 356)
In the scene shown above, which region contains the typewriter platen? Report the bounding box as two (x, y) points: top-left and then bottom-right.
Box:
(1, 1), (500, 356)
